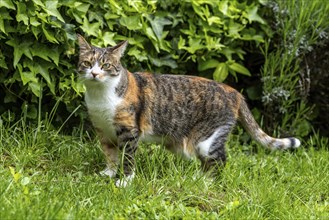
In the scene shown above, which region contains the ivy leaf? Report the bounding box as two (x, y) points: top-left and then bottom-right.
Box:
(213, 62), (229, 82)
(6, 38), (33, 67)
(44, 0), (65, 23)
(228, 62), (251, 76)
(0, 9), (12, 33)
(0, 50), (8, 69)
(218, 1), (228, 16)
(42, 24), (58, 43)
(32, 0), (45, 7)
(31, 44), (59, 65)
(81, 18), (100, 37)
(16, 2), (29, 25)
(0, 18), (5, 35)
(0, 0), (15, 9)
(198, 59), (219, 71)
(149, 56), (177, 69)
(148, 16), (172, 40)
(119, 15), (142, 30)
(103, 32), (116, 46)
(29, 81), (42, 97)
(128, 47), (148, 61)
(29, 17), (41, 27)
(17, 64), (38, 85)
(24, 60), (54, 94)
(67, 2), (90, 23)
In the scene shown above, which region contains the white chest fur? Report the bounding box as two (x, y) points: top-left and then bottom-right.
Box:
(84, 75), (123, 142)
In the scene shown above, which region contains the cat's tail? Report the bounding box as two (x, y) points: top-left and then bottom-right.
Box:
(238, 98), (301, 150)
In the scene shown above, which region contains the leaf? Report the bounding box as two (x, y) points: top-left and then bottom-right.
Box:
(213, 62), (229, 82)
(0, 0), (15, 10)
(21, 177), (31, 186)
(244, 5), (266, 24)
(148, 16), (172, 40)
(42, 24), (58, 43)
(24, 60), (54, 94)
(29, 17), (41, 27)
(198, 59), (219, 71)
(246, 86), (262, 100)
(44, 0), (65, 23)
(9, 166), (21, 183)
(23, 186), (29, 195)
(144, 27), (159, 51)
(119, 15), (142, 30)
(207, 16), (223, 25)
(218, 0), (228, 16)
(31, 44), (59, 65)
(0, 17), (5, 34)
(0, 9), (12, 34)
(81, 18), (100, 37)
(178, 36), (186, 50)
(186, 37), (204, 53)
(4, 92), (16, 103)
(6, 39), (33, 67)
(128, 47), (148, 61)
(228, 20), (244, 38)
(17, 63), (38, 86)
(16, 2), (29, 25)
(29, 81), (42, 97)
(228, 62), (251, 76)
(32, 0), (45, 7)
(0, 49), (8, 69)
(149, 56), (177, 69)
(103, 32), (116, 46)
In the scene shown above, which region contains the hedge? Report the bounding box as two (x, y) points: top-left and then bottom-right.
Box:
(1, 0), (270, 127)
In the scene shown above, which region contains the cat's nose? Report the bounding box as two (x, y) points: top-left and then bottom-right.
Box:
(91, 72), (98, 78)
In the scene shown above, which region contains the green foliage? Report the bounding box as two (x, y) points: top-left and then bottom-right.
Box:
(260, 0), (329, 137)
(0, 0), (270, 124)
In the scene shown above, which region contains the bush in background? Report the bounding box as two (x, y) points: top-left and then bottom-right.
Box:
(259, 0), (329, 138)
(2, 0), (327, 140)
(0, 0), (269, 127)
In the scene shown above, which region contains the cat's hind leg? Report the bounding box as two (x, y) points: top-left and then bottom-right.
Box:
(196, 123), (234, 172)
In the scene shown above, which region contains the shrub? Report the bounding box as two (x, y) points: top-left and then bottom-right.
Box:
(0, 0), (270, 126)
(259, 0), (329, 137)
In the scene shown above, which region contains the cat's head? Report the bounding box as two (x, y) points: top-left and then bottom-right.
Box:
(77, 34), (128, 84)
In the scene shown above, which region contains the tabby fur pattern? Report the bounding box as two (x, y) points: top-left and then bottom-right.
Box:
(77, 35), (300, 187)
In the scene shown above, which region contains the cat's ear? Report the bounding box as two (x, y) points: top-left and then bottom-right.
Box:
(77, 34), (91, 51)
(109, 40), (128, 58)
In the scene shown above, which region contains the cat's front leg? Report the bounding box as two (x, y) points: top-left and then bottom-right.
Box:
(115, 126), (139, 187)
(99, 141), (119, 178)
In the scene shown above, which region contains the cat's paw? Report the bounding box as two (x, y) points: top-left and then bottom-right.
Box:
(99, 167), (116, 178)
(115, 172), (135, 188)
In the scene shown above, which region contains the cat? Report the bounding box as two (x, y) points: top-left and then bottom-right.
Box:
(77, 34), (301, 187)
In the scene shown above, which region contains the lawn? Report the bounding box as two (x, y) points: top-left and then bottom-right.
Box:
(0, 120), (328, 219)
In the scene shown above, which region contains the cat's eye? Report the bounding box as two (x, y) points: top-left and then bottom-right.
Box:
(81, 61), (91, 68)
(102, 63), (111, 69)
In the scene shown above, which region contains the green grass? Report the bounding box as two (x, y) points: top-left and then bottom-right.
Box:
(0, 120), (328, 219)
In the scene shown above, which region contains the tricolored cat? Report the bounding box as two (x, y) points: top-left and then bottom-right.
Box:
(77, 35), (300, 187)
